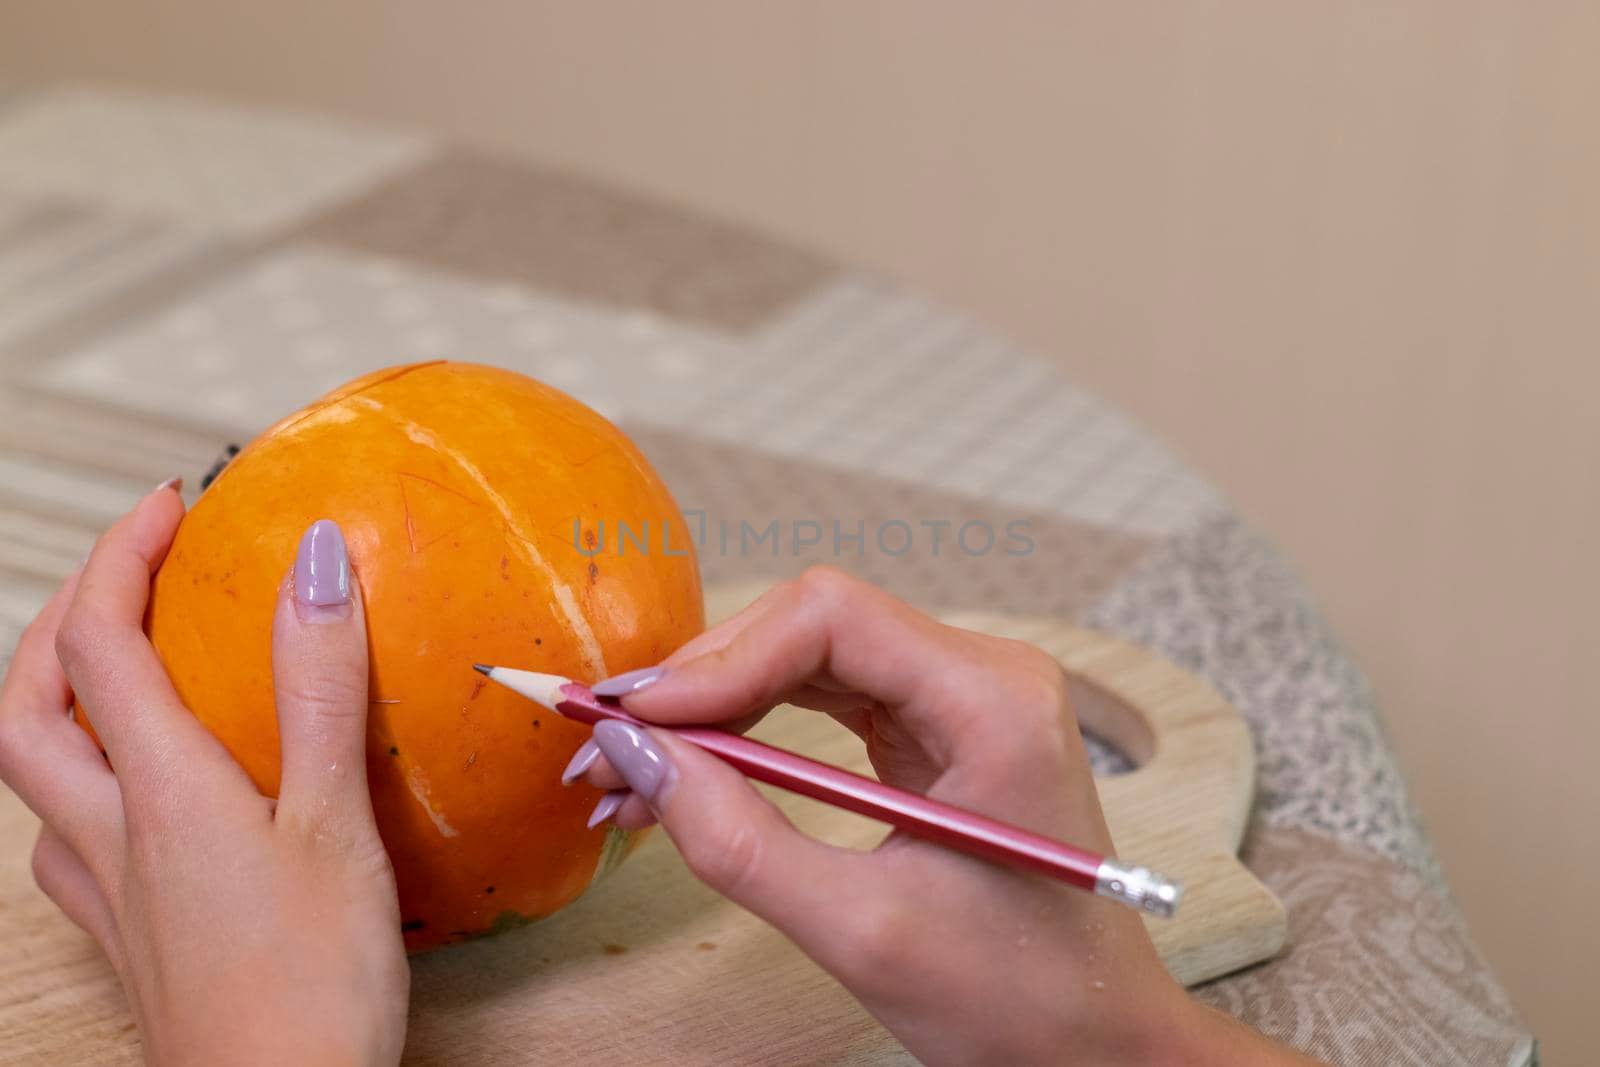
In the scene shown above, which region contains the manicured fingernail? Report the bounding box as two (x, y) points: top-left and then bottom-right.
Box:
(591, 665), (667, 698)
(561, 739), (600, 786)
(293, 519), (351, 612)
(592, 720), (674, 802)
(154, 476), (183, 494)
(587, 790), (627, 829)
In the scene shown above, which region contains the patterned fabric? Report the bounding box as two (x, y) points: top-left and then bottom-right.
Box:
(1198, 830), (1532, 1067)
(0, 86), (1533, 1064)
(1086, 514), (1436, 879)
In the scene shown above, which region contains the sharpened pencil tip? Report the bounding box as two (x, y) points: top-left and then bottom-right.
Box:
(472, 663), (494, 676)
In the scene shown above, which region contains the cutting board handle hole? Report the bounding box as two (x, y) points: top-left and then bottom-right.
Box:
(1081, 728), (1136, 776)
(1066, 675), (1155, 775)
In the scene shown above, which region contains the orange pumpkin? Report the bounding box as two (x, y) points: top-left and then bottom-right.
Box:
(114, 361), (703, 949)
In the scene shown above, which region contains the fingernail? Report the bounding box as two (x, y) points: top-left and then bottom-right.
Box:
(591, 665), (667, 698)
(154, 476), (183, 495)
(561, 738), (600, 786)
(293, 519), (351, 611)
(587, 790), (627, 829)
(592, 720), (674, 803)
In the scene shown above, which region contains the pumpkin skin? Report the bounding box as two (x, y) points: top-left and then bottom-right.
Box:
(118, 361), (702, 950)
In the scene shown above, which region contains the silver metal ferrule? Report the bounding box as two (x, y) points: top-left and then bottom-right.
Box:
(1094, 859), (1183, 918)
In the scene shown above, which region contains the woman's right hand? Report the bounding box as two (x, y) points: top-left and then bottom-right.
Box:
(571, 568), (1319, 1065)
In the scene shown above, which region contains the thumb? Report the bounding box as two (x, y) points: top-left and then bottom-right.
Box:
(272, 519), (375, 831)
(591, 720), (868, 952)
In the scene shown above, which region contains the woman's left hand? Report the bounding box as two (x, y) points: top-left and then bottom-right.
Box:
(0, 485), (408, 1066)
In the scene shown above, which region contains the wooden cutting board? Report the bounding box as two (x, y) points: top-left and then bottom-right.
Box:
(0, 581), (1285, 1065)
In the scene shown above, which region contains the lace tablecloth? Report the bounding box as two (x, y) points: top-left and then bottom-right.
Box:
(0, 87), (1533, 1065)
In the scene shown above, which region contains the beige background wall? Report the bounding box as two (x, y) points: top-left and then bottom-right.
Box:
(4, 2), (1595, 1057)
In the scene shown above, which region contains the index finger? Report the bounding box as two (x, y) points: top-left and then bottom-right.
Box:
(621, 567), (984, 737)
(653, 582), (871, 724)
(55, 483), (250, 799)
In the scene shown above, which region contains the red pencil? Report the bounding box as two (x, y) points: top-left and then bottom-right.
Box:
(474, 664), (1181, 917)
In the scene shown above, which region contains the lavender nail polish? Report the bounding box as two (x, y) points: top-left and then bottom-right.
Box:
(587, 790), (627, 829)
(591, 665), (667, 698)
(592, 720), (674, 802)
(294, 519), (351, 608)
(561, 739), (600, 786)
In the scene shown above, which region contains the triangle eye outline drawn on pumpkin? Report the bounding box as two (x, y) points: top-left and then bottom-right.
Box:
(397, 472), (490, 553)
